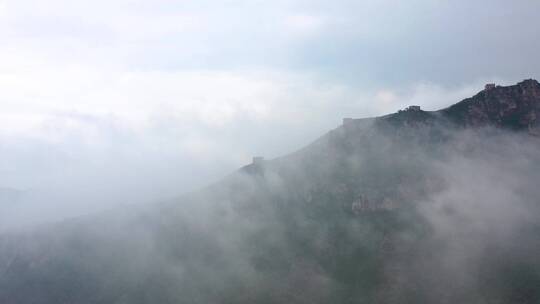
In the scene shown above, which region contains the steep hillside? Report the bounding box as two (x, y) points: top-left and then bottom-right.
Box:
(1, 80), (540, 304)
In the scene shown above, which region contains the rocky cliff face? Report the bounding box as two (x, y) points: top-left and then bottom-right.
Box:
(442, 79), (540, 132)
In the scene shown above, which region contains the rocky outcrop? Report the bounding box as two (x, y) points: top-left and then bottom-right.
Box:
(442, 79), (540, 132)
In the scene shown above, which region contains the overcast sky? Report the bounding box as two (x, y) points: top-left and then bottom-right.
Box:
(1, 0), (539, 228)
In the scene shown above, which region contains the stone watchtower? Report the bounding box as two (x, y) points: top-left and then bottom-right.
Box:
(485, 83), (496, 91)
(343, 118), (353, 125)
(406, 105), (421, 111)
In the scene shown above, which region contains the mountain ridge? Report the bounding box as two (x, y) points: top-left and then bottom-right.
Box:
(243, 79), (540, 175)
(441, 79), (540, 131)
(1, 79), (540, 304)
